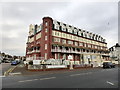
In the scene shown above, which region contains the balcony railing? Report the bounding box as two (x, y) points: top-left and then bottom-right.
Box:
(27, 50), (40, 54)
(51, 49), (81, 54)
(51, 49), (104, 55)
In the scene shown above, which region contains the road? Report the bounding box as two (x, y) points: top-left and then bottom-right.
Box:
(1, 63), (12, 75)
(2, 67), (118, 88)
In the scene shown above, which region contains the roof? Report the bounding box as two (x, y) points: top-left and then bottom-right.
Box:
(115, 43), (120, 47)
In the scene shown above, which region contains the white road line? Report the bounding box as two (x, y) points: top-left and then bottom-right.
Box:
(40, 77), (56, 80)
(19, 79), (39, 83)
(19, 77), (56, 83)
(106, 81), (114, 86)
(9, 72), (21, 75)
(70, 72), (92, 77)
(0, 76), (5, 78)
(70, 74), (82, 76)
(33, 79), (39, 80)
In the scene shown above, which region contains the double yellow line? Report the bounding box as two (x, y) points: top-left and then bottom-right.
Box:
(4, 66), (16, 76)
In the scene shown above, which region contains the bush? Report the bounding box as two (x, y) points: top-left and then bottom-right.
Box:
(29, 61), (33, 65)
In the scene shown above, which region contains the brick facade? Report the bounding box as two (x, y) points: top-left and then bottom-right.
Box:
(26, 17), (110, 65)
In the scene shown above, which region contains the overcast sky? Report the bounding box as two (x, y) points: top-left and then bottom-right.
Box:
(1, 1), (118, 56)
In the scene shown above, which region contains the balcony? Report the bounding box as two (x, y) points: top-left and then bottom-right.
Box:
(51, 49), (81, 54)
(27, 50), (40, 54)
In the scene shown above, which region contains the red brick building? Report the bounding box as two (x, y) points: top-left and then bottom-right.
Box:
(26, 17), (109, 65)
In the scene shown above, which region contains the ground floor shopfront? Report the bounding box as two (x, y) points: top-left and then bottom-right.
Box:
(51, 52), (109, 66)
(26, 52), (110, 67)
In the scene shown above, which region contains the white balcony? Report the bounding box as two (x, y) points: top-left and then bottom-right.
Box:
(27, 50), (40, 54)
(51, 49), (82, 54)
(51, 49), (61, 52)
(36, 50), (40, 52)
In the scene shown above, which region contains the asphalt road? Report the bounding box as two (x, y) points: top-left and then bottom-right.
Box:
(0, 63), (14, 75)
(2, 67), (118, 88)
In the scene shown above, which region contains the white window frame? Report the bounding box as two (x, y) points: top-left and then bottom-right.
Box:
(45, 28), (48, 32)
(45, 22), (48, 26)
(45, 53), (47, 60)
(45, 36), (47, 40)
(74, 29), (77, 35)
(62, 39), (66, 44)
(45, 44), (47, 49)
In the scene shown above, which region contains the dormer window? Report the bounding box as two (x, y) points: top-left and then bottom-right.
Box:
(83, 32), (86, 37)
(53, 20), (60, 30)
(67, 27), (72, 33)
(54, 24), (60, 30)
(78, 31), (81, 36)
(61, 25), (66, 31)
(86, 32), (90, 38)
(74, 29), (78, 35)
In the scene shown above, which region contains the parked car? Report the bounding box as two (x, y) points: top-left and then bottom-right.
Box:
(103, 62), (115, 68)
(15, 59), (21, 64)
(11, 60), (19, 65)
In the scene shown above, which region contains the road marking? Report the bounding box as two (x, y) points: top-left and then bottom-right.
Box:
(19, 80), (33, 82)
(4, 66), (17, 76)
(70, 72), (92, 77)
(106, 81), (114, 86)
(40, 77), (56, 80)
(9, 72), (21, 75)
(70, 74), (82, 76)
(19, 77), (56, 83)
(33, 79), (39, 80)
(101, 69), (114, 72)
(0, 76), (5, 78)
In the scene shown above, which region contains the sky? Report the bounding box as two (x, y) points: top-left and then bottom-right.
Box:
(0, 0), (118, 56)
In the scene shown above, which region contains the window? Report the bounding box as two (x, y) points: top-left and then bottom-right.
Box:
(63, 54), (66, 59)
(74, 29), (77, 35)
(45, 53), (47, 59)
(45, 36), (47, 40)
(86, 33), (90, 38)
(67, 28), (73, 33)
(62, 39), (66, 44)
(101, 47), (103, 49)
(45, 22), (48, 26)
(45, 44), (47, 49)
(53, 37), (60, 42)
(78, 31), (81, 36)
(95, 45), (97, 49)
(61, 26), (66, 31)
(55, 24), (59, 30)
(84, 43), (87, 47)
(55, 53), (57, 59)
(75, 42), (78, 46)
(79, 42), (83, 46)
(55, 32), (60, 36)
(68, 40), (73, 45)
(62, 33), (66, 38)
(45, 28), (48, 32)
(83, 32), (86, 37)
(88, 44), (91, 48)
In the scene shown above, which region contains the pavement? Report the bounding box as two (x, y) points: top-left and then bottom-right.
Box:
(8, 64), (100, 76)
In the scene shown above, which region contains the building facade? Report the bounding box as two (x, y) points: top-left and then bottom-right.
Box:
(109, 43), (120, 64)
(26, 17), (109, 65)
